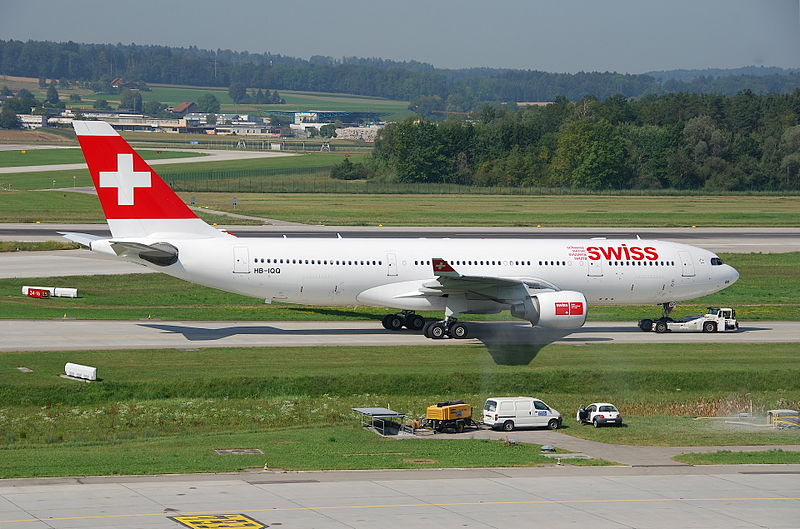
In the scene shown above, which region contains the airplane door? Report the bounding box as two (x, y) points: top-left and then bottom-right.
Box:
(679, 251), (695, 277)
(233, 246), (250, 274)
(386, 253), (398, 276)
(587, 259), (603, 277)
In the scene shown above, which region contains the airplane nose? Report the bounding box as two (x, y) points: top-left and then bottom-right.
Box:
(725, 265), (739, 285)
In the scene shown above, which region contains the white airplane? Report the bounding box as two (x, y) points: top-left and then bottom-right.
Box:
(63, 120), (739, 339)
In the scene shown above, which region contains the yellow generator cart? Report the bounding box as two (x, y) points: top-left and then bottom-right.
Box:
(423, 400), (475, 433)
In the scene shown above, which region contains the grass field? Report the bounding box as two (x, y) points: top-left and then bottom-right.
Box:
(673, 449), (800, 465)
(0, 152), (363, 192)
(0, 342), (797, 477)
(0, 189), (798, 226)
(180, 193), (800, 227)
(0, 148), (203, 168)
(0, 241), (79, 252)
(86, 84), (411, 120)
(0, 252), (796, 321)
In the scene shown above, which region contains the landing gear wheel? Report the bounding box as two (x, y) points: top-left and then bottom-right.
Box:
(654, 321), (668, 333)
(382, 314), (403, 331)
(639, 318), (653, 332)
(449, 322), (468, 339)
(405, 314), (425, 331)
(703, 321), (717, 333)
(428, 322), (447, 339)
(548, 419), (560, 430)
(502, 420), (515, 432)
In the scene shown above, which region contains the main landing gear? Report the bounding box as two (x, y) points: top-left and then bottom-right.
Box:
(381, 311), (425, 331)
(422, 318), (469, 340)
(380, 312), (470, 339)
(638, 302), (676, 332)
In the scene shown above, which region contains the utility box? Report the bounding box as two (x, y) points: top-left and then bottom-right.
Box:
(65, 363), (97, 381)
(426, 401), (472, 421)
(423, 400), (474, 433)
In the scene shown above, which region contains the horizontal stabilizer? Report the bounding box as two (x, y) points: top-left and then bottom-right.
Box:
(59, 232), (105, 247)
(110, 241), (179, 266)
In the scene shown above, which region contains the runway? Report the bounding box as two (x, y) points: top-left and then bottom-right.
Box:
(0, 147), (294, 174)
(0, 319), (796, 352)
(1, 465), (798, 529)
(2, 224), (799, 253)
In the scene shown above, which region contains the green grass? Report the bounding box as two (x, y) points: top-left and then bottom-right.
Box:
(0, 241), (80, 252)
(0, 342), (798, 476)
(674, 449), (800, 465)
(160, 193), (800, 227)
(0, 148), (203, 168)
(4, 188), (793, 227)
(0, 253), (795, 321)
(0, 152), (362, 191)
(87, 84), (411, 120)
(0, 426), (552, 478)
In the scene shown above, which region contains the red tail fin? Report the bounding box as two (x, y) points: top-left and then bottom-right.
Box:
(73, 121), (224, 239)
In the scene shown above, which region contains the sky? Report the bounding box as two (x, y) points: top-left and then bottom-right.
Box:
(2, 0), (799, 73)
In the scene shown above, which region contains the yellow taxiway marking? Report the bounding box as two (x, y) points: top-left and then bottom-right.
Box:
(169, 513), (265, 529)
(1, 497), (798, 524)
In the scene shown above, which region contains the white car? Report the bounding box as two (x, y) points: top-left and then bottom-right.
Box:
(577, 403), (622, 427)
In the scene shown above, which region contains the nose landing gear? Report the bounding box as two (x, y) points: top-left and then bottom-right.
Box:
(638, 302), (676, 332)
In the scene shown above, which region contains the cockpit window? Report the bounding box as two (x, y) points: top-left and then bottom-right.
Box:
(711, 257), (723, 266)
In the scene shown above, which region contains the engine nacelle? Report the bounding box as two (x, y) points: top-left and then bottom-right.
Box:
(510, 290), (587, 329)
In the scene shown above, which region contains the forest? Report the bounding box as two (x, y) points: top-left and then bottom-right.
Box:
(365, 92), (800, 191)
(2, 40), (800, 106)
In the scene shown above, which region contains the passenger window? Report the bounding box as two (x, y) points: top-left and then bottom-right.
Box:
(533, 400), (549, 411)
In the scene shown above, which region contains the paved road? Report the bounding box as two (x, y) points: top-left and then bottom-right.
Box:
(1, 465), (798, 528)
(0, 249), (152, 278)
(0, 319), (795, 352)
(442, 429), (800, 466)
(2, 224), (799, 253)
(0, 148), (294, 174)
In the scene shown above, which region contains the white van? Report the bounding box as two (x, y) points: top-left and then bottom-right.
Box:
(483, 397), (562, 431)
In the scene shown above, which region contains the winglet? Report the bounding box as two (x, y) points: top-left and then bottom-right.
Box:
(432, 257), (460, 277)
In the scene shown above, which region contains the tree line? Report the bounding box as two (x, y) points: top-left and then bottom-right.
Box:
(361, 91), (800, 191)
(2, 40), (800, 106)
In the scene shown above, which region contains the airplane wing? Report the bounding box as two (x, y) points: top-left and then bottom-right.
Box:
(424, 257), (558, 302)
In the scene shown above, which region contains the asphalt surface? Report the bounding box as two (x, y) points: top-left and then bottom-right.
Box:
(1, 465), (798, 528)
(2, 224), (799, 253)
(0, 148), (294, 174)
(0, 319), (796, 352)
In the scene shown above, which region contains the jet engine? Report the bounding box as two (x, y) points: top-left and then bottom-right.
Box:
(510, 290), (588, 329)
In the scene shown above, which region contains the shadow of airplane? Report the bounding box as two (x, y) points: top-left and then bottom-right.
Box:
(139, 323), (388, 340)
(138, 320), (620, 366)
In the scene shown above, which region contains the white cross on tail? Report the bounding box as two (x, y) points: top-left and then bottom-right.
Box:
(99, 153), (151, 206)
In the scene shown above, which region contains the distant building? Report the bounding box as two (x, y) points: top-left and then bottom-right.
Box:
(334, 125), (384, 142)
(171, 102), (197, 114)
(18, 114), (46, 129)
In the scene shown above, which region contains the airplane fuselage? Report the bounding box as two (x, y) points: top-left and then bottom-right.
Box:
(92, 236), (738, 313)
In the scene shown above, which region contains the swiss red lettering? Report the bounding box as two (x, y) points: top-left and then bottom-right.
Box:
(585, 245), (660, 261)
(555, 302), (570, 315)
